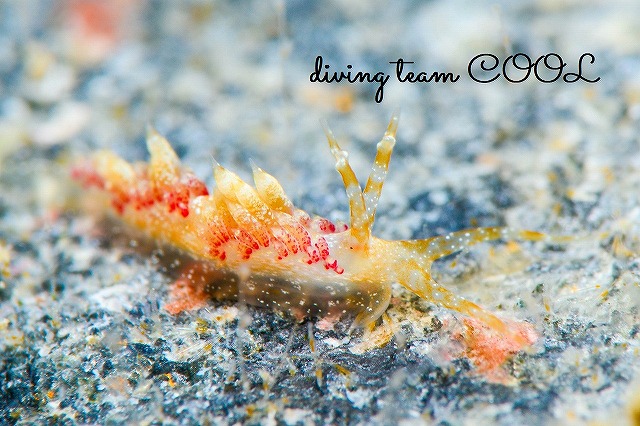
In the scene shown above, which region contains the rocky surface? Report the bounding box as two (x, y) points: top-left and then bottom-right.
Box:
(1, 1), (639, 425)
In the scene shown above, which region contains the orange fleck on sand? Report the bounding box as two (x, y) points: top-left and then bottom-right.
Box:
(460, 317), (538, 381)
(62, 0), (141, 65)
(165, 276), (211, 315)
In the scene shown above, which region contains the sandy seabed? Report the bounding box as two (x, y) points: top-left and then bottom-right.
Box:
(1, 1), (640, 425)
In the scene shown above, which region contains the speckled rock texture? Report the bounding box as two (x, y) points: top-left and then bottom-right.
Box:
(1, 1), (640, 425)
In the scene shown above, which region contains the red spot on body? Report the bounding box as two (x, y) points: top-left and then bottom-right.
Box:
(236, 229), (259, 250)
(315, 237), (330, 259)
(71, 164), (106, 190)
(294, 223), (312, 251)
(276, 228), (300, 255)
(294, 210), (311, 225)
(304, 244), (320, 263)
(252, 228), (270, 248)
(273, 240), (289, 259)
(185, 175), (209, 197)
(209, 218), (231, 247)
(317, 218), (336, 233)
(323, 256), (344, 274)
(112, 199), (124, 215)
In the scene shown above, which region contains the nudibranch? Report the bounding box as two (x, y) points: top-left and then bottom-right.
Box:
(72, 114), (548, 346)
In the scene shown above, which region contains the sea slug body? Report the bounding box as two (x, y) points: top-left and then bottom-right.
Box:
(72, 113), (549, 357)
